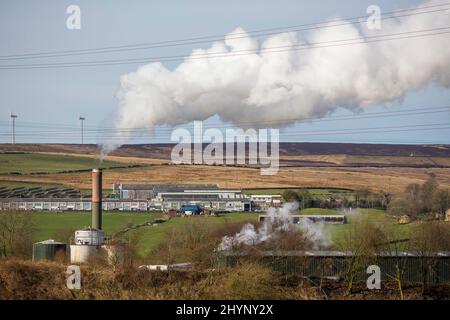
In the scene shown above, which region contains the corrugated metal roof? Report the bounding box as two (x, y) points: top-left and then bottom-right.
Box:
(119, 184), (219, 191)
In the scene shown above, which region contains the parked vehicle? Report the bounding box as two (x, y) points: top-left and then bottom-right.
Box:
(180, 204), (203, 215)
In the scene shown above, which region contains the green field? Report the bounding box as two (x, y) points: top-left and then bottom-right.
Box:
(29, 209), (411, 258)
(31, 211), (259, 257)
(0, 153), (124, 174)
(324, 208), (411, 247)
(299, 208), (344, 215)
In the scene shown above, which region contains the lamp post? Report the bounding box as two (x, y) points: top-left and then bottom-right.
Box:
(79, 116), (85, 144)
(10, 113), (17, 144)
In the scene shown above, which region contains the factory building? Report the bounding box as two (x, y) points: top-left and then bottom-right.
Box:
(0, 198), (148, 211)
(0, 183), (279, 213)
(152, 189), (250, 212)
(112, 183), (219, 200)
(250, 194), (282, 211)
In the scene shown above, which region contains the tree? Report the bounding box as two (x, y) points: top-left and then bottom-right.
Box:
(405, 183), (422, 215)
(297, 190), (312, 210)
(376, 191), (391, 210)
(410, 222), (450, 295)
(282, 190), (299, 202)
(432, 188), (450, 216)
(383, 225), (411, 300)
(388, 177), (445, 218)
(387, 197), (409, 216)
(355, 189), (370, 208)
(337, 218), (387, 294)
(420, 177), (439, 213)
(0, 211), (34, 258)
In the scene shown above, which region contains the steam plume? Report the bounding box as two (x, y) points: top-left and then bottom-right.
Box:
(101, 0), (450, 152)
(218, 202), (331, 251)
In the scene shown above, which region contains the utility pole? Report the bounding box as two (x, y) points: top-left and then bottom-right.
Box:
(10, 113), (17, 144)
(79, 116), (85, 144)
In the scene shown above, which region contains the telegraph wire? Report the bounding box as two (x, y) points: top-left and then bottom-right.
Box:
(1, 26), (449, 70)
(1, 105), (449, 132)
(2, 122), (450, 139)
(1, 3), (449, 61)
(2, 26), (450, 70)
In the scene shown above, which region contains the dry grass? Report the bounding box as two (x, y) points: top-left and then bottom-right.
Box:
(0, 258), (319, 300)
(31, 152), (168, 165)
(1, 258), (448, 300)
(280, 154), (450, 166)
(1, 164), (449, 193)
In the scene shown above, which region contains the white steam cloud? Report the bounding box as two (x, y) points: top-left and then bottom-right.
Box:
(218, 202), (331, 251)
(102, 0), (450, 153)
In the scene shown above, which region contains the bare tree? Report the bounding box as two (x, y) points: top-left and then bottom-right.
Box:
(383, 225), (411, 300)
(432, 188), (450, 217)
(420, 177), (439, 213)
(410, 221), (450, 295)
(0, 211), (34, 258)
(337, 218), (386, 294)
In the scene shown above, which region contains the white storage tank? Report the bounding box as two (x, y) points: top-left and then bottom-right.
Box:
(75, 227), (105, 246)
(70, 245), (99, 264)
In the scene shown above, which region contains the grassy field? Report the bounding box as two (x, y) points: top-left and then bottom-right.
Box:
(32, 211), (164, 242)
(324, 208), (411, 247)
(0, 153), (124, 174)
(31, 211), (259, 257)
(29, 209), (411, 258)
(299, 208), (344, 215)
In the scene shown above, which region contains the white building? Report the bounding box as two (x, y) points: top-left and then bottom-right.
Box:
(153, 189), (250, 212)
(250, 194), (282, 211)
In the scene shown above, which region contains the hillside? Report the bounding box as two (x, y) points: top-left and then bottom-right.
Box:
(2, 142), (450, 158)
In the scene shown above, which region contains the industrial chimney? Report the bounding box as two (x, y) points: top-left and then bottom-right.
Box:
(70, 168), (105, 264)
(92, 168), (102, 230)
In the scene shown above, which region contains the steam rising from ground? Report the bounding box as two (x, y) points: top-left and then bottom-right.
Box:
(218, 202), (331, 251)
(101, 0), (450, 152)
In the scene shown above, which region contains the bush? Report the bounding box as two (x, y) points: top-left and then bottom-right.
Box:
(221, 262), (276, 299)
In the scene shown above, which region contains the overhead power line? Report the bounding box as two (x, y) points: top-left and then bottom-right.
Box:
(2, 123), (450, 140)
(1, 105), (449, 133)
(1, 3), (449, 61)
(1, 27), (449, 70)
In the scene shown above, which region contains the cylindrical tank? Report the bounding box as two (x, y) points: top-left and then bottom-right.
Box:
(74, 228), (105, 245)
(70, 245), (98, 264)
(32, 239), (67, 261)
(92, 168), (102, 229)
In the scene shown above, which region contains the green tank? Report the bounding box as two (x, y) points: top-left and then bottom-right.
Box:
(32, 239), (67, 261)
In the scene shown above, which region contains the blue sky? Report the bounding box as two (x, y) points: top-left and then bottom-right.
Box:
(0, 0), (449, 144)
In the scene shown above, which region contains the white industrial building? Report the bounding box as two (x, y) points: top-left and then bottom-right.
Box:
(250, 194), (282, 211)
(0, 198), (148, 212)
(151, 189), (250, 212)
(0, 184), (283, 213)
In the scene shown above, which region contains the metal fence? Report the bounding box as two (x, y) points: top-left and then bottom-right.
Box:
(218, 251), (450, 284)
